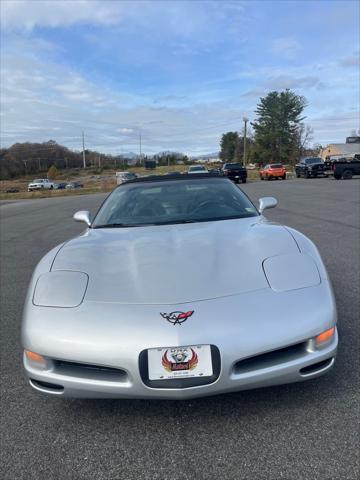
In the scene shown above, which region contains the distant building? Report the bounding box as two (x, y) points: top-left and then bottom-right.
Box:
(319, 136), (360, 160)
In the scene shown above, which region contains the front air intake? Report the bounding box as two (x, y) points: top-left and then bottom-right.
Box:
(233, 342), (307, 374)
(53, 360), (128, 383)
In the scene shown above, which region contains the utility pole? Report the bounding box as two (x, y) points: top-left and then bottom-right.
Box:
(139, 130), (142, 165)
(82, 131), (86, 168)
(243, 117), (248, 166)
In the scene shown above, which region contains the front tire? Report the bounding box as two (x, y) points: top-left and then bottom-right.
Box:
(242, 178), (247, 184)
(282, 174), (286, 180)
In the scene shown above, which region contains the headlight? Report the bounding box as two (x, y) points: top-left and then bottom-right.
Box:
(262, 253), (320, 292)
(33, 271), (88, 307)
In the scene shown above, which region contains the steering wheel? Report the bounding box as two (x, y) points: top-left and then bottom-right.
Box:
(191, 200), (220, 214)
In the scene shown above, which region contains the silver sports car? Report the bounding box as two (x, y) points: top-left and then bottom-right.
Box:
(22, 174), (338, 399)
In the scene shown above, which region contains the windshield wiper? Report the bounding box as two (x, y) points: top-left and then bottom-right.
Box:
(152, 219), (197, 225)
(93, 223), (149, 228)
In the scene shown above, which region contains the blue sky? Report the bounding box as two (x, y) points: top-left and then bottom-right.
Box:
(1, 0), (359, 155)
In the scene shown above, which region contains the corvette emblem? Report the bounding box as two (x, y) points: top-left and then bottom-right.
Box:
(160, 310), (194, 325)
(162, 347), (198, 372)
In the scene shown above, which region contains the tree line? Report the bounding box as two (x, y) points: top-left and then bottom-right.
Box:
(220, 89), (316, 165)
(0, 140), (193, 179)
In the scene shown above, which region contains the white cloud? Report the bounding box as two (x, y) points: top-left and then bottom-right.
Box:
(271, 37), (302, 59)
(1, 0), (122, 30)
(339, 51), (360, 68)
(118, 128), (134, 134)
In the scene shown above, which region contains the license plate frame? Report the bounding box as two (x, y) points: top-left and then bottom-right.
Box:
(148, 344), (213, 381)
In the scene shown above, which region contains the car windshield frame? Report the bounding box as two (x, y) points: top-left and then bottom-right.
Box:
(305, 158), (323, 164)
(188, 166), (207, 172)
(92, 177), (259, 228)
(224, 163), (243, 169)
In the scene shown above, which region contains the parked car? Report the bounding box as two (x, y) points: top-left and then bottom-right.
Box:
(295, 158), (326, 178)
(332, 160), (360, 179)
(5, 188), (20, 193)
(188, 165), (209, 174)
(259, 164), (286, 180)
(28, 179), (55, 191)
(65, 182), (84, 189)
(221, 163), (247, 183)
(116, 172), (137, 184)
(22, 174), (338, 399)
(208, 168), (221, 175)
(54, 182), (67, 190)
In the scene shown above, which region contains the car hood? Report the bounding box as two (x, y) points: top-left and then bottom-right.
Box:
(52, 218), (299, 304)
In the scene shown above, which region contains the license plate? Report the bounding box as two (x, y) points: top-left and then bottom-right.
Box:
(148, 345), (213, 380)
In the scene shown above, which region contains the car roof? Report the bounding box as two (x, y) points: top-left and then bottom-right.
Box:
(121, 173), (226, 184)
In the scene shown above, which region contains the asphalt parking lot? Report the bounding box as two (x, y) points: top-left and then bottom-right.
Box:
(0, 178), (359, 480)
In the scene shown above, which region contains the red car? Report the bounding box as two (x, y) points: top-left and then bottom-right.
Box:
(259, 164), (286, 180)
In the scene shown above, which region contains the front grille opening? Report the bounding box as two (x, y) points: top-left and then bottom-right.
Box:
(53, 360), (128, 383)
(233, 342), (307, 374)
(300, 358), (333, 376)
(30, 379), (64, 392)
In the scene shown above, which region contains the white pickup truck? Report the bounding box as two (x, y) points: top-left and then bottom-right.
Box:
(28, 179), (55, 192)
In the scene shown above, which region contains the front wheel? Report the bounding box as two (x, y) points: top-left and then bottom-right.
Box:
(334, 174), (341, 180)
(296, 172), (300, 178)
(282, 174), (286, 180)
(305, 171), (311, 179)
(241, 178), (247, 184)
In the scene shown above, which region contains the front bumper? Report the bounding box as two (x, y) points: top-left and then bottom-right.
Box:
(24, 329), (337, 399)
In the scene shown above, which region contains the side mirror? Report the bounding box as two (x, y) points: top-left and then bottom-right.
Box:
(73, 210), (91, 226)
(259, 197), (277, 214)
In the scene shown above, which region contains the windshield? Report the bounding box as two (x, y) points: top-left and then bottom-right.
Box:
(224, 164), (242, 169)
(270, 164), (283, 168)
(305, 158), (323, 164)
(189, 166), (206, 171)
(93, 178), (258, 228)
(32, 179), (43, 183)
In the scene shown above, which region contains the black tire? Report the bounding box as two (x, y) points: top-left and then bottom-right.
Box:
(50, 185), (53, 189)
(234, 179), (239, 184)
(260, 176), (264, 181)
(266, 175), (271, 181)
(342, 169), (353, 180)
(334, 174), (341, 180)
(241, 178), (247, 184)
(282, 174), (286, 180)
(296, 172), (300, 178)
(305, 171), (311, 179)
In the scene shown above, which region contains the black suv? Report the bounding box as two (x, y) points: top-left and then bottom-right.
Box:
(295, 157), (326, 178)
(221, 163), (247, 183)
